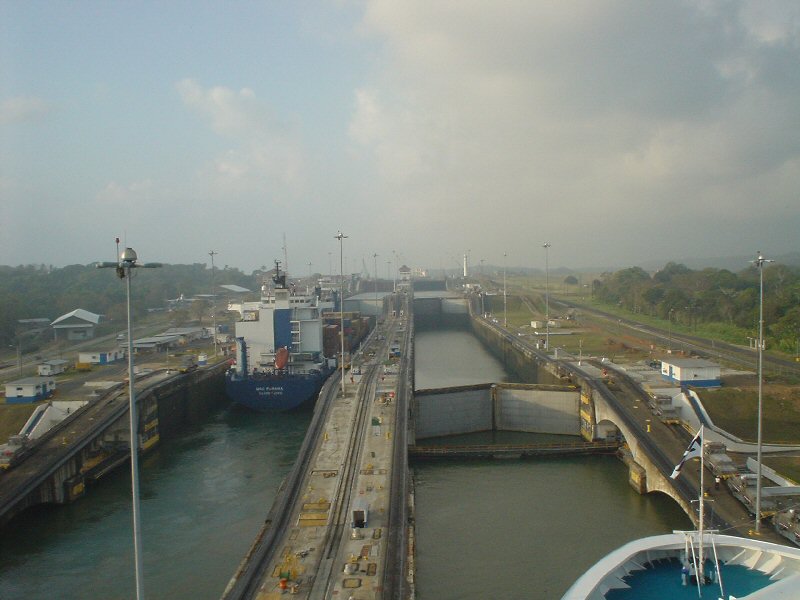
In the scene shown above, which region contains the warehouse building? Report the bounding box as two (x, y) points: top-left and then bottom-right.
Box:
(51, 309), (101, 341)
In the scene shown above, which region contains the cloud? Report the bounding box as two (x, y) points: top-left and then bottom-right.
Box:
(0, 96), (49, 125)
(176, 78), (304, 200)
(175, 78), (267, 139)
(96, 179), (156, 206)
(348, 0), (800, 263)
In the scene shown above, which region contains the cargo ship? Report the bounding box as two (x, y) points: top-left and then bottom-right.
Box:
(225, 262), (336, 411)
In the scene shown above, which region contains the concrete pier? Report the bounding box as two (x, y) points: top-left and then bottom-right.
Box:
(222, 303), (414, 600)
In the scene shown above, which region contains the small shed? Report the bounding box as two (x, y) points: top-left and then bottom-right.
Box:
(38, 359), (69, 376)
(51, 309), (101, 341)
(4, 377), (56, 404)
(661, 358), (721, 387)
(132, 335), (180, 352)
(78, 349), (125, 365)
(158, 327), (207, 343)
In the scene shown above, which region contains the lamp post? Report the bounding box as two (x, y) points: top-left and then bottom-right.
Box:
(209, 250), (218, 357)
(335, 232), (348, 396)
(543, 242), (551, 350)
(97, 246), (161, 600)
(9, 342), (21, 375)
(373, 252), (379, 317)
(668, 308), (675, 353)
(392, 250), (397, 292)
(754, 251), (773, 533)
(503, 252), (507, 328)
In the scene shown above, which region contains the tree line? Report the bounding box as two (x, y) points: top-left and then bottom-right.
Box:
(591, 262), (800, 354)
(0, 263), (260, 347)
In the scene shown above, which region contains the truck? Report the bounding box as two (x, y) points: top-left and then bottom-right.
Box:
(352, 499), (369, 529)
(179, 355), (198, 373)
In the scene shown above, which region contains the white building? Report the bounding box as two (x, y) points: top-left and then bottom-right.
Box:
(661, 358), (721, 388)
(4, 377), (56, 404)
(51, 308), (101, 341)
(37, 359), (69, 376)
(78, 349), (124, 365)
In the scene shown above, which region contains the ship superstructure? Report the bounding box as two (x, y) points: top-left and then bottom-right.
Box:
(225, 261), (335, 411)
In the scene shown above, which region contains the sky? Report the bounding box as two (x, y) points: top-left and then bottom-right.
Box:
(2, 1), (799, 275)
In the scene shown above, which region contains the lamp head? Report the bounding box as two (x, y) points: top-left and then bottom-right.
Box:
(120, 247), (138, 264)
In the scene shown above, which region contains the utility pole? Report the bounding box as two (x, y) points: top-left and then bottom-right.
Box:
(543, 242), (551, 351)
(753, 251), (773, 533)
(336, 232), (348, 396)
(503, 252), (507, 328)
(209, 250), (218, 356)
(373, 252), (379, 317)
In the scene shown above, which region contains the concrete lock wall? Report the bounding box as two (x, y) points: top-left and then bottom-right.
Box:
(442, 298), (469, 314)
(414, 383), (580, 439)
(415, 387), (492, 438)
(495, 387), (580, 435)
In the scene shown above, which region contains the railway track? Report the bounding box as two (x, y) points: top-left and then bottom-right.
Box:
(308, 363), (380, 599)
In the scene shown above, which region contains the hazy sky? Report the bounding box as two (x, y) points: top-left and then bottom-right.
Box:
(2, 1), (798, 274)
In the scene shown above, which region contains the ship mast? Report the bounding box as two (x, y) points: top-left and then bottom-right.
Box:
(282, 232), (289, 279)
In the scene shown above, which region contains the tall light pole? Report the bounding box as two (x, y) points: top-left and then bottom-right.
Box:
(209, 250), (218, 357)
(392, 249), (397, 292)
(335, 232), (348, 396)
(373, 252), (379, 317)
(543, 242), (551, 350)
(503, 252), (507, 328)
(97, 246), (161, 600)
(668, 308), (675, 353)
(9, 342), (21, 375)
(754, 251), (773, 533)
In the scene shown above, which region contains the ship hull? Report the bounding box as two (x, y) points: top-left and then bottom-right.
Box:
(225, 367), (333, 412)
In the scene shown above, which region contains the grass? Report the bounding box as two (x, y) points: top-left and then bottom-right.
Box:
(763, 456), (800, 485)
(697, 385), (800, 444)
(0, 402), (38, 441)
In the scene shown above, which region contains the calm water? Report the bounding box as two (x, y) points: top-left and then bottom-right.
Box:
(413, 327), (691, 600)
(0, 407), (310, 599)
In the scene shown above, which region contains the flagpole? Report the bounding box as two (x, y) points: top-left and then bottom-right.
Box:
(698, 425), (705, 582)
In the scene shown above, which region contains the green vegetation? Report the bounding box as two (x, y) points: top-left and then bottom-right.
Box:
(697, 386), (800, 444)
(591, 262), (800, 356)
(0, 262), (259, 348)
(763, 456), (800, 485)
(0, 403), (38, 441)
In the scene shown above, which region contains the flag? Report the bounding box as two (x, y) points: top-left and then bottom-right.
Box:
(670, 427), (703, 479)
